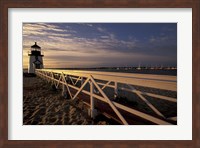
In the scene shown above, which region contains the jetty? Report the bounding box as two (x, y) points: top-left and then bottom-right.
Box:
(35, 69), (177, 125)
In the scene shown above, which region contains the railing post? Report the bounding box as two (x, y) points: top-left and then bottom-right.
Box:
(51, 72), (54, 85)
(62, 84), (67, 99)
(62, 75), (68, 99)
(114, 82), (118, 99)
(81, 77), (84, 85)
(89, 80), (97, 119)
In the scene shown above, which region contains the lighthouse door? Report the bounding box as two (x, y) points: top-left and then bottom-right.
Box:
(35, 64), (40, 69)
(33, 56), (42, 69)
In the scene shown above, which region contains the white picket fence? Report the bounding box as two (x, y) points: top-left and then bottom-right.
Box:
(35, 69), (177, 125)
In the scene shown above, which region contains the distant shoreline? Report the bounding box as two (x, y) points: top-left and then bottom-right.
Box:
(23, 67), (177, 76)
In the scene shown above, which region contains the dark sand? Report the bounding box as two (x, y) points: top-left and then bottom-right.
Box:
(23, 76), (115, 125)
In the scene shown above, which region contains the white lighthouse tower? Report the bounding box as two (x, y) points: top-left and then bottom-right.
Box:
(28, 42), (44, 73)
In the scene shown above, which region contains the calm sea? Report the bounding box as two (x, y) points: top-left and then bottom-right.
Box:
(84, 68), (177, 76)
(24, 68), (177, 76)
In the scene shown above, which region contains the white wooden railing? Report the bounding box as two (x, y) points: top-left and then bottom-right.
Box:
(35, 69), (177, 125)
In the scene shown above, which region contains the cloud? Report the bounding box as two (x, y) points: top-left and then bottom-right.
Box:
(23, 23), (64, 32)
(97, 27), (106, 32)
(86, 24), (93, 27)
(149, 36), (169, 43)
(23, 23), (73, 38)
(100, 36), (109, 39)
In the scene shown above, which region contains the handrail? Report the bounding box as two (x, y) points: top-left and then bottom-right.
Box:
(36, 69), (176, 91)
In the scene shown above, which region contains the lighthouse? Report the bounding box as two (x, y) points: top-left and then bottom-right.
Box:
(28, 42), (44, 73)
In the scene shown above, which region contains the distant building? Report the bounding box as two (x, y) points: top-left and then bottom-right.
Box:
(28, 42), (44, 73)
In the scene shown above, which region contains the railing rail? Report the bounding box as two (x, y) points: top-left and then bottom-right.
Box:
(35, 69), (177, 125)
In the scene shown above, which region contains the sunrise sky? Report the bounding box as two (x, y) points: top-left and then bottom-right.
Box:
(23, 23), (177, 68)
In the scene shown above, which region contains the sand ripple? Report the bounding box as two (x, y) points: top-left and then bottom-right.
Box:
(23, 76), (110, 125)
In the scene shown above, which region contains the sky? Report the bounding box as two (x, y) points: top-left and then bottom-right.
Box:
(23, 23), (177, 68)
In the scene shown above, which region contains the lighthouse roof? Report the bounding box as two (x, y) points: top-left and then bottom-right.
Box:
(31, 42), (41, 49)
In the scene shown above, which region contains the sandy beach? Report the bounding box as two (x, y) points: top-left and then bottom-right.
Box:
(23, 75), (116, 125)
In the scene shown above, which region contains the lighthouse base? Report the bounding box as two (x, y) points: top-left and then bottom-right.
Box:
(28, 55), (44, 73)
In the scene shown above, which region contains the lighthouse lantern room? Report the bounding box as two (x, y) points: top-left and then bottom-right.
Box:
(28, 42), (44, 73)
